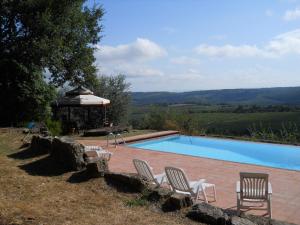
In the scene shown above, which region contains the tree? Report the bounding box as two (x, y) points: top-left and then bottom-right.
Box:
(1, 0), (103, 85)
(0, 60), (56, 125)
(0, 0), (103, 125)
(91, 75), (131, 125)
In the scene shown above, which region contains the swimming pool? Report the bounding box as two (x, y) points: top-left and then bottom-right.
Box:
(129, 135), (300, 171)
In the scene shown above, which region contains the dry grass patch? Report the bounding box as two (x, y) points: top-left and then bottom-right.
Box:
(0, 131), (202, 225)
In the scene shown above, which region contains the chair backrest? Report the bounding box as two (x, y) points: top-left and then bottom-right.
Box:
(165, 167), (191, 193)
(133, 159), (156, 183)
(240, 172), (269, 200)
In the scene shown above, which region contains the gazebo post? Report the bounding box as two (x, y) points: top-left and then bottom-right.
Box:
(87, 107), (91, 122)
(104, 105), (107, 125)
(68, 106), (71, 121)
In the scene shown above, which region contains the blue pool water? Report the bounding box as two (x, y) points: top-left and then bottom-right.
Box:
(129, 135), (300, 171)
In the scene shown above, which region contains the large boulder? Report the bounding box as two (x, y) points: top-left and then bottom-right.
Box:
(162, 192), (193, 212)
(104, 172), (149, 193)
(187, 203), (230, 225)
(231, 217), (257, 225)
(145, 186), (173, 203)
(51, 136), (85, 171)
(30, 135), (53, 154)
(86, 158), (109, 177)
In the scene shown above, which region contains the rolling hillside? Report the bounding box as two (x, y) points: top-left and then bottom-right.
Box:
(131, 86), (300, 106)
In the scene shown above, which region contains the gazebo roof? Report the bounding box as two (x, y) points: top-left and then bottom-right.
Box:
(66, 86), (94, 96)
(54, 86), (110, 107)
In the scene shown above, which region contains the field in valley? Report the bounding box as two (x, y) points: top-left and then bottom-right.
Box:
(130, 104), (300, 144)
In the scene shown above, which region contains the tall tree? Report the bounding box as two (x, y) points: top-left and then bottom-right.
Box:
(0, 0), (103, 125)
(91, 75), (131, 125)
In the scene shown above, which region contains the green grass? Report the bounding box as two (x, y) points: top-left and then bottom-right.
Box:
(124, 198), (149, 207)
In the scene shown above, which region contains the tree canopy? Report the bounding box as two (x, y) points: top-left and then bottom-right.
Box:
(0, 0), (103, 85)
(0, 0), (104, 125)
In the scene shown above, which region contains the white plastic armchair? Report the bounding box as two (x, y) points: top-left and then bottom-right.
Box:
(236, 172), (272, 218)
(133, 159), (166, 187)
(165, 166), (216, 203)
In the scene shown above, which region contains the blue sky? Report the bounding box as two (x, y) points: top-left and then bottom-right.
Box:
(89, 0), (300, 92)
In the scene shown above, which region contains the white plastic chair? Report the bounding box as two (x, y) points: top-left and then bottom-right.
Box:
(84, 145), (112, 161)
(165, 167), (216, 203)
(237, 172), (272, 218)
(133, 159), (166, 187)
(84, 145), (103, 152)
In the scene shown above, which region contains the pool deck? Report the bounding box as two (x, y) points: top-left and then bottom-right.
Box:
(78, 134), (300, 224)
(122, 130), (179, 143)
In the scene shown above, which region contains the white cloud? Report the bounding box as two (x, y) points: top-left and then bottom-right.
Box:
(97, 61), (165, 78)
(94, 38), (167, 81)
(122, 66), (164, 78)
(170, 56), (200, 65)
(95, 38), (167, 63)
(195, 44), (266, 58)
(283, 7), (300, 21)
(195, 29), (300, 58)
(266, 29), (300, 55)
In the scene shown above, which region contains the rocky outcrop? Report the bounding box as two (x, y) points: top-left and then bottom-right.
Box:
(145, 186), (173, 203)
(104, 172), (149, 193)
(187, 203), (296, 225)
(187, 203), (230, 225)
(231, 217), (256, 225)
(30, 135), (53, 154)
(86, 158), (109, 177)
(51, 136), (85, 171)
(162, 193), (193, 212)
(30, 135), (86, 171)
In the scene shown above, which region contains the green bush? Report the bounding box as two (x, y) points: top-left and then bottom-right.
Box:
(45, 119), (62, 136)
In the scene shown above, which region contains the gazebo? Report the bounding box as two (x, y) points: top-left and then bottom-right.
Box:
(52, 86), (110, 131)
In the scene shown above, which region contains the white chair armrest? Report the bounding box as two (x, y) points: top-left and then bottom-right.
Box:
(236, 181), (240, 193)
(189, 179), (206, 189)
(268, 182), (272, 195)
(202, 183), (215, 188)
(154, 172), (165, 179)
(154, 173), (166, 184)
(97, 151), (112, 161)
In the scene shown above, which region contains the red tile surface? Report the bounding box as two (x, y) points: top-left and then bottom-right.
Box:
(79, 138), (300, 224)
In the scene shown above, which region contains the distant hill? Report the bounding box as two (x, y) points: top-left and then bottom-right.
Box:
(131, 87), (300, 106)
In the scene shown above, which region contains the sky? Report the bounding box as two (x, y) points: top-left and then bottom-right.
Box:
(88, 0), (300, 92)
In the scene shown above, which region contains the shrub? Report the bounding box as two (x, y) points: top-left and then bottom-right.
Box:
(46, 119), (62, 136)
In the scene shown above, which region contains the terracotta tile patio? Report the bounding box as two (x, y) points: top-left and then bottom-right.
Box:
(78, 137), (300, 224)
